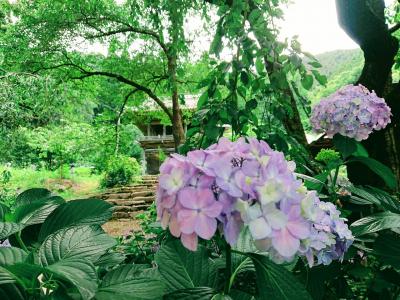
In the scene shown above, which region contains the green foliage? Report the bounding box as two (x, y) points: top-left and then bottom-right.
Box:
(118, 203), (164, 264)
(0, 165), (101, 201)
(0, 188), (167, 299)
(155, 239), (218, 291)
(315, 149), (341, 164)
(303, 143), (400, 298)
(0, 169), (14, 208)
(248, 253), (312, 300)
(100, 155), (141, 188)
(307, 49), (364, 104)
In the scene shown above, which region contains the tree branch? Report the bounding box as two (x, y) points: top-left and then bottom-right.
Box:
(389, 23), (400, 33)
(80, 15), (169, 54)
(32, 56), (173, 121)
(70, 69), (172, 120)
(118, 88), (138, 119)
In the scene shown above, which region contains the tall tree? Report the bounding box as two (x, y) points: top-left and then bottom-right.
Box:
(336, 0), (400, 186)
(1, 0), (201, 148)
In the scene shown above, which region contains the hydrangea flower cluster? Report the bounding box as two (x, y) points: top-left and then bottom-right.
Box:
(156, 138), (353, 266)
(310, 84), (391, 141)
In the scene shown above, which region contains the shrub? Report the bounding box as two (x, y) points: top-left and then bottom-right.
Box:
(100, 155), (141, 188)
(118, 203), (165, 264)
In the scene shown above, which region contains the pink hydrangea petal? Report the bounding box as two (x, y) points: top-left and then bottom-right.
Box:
(264, 208), (288, 230)
(169, 215), (181, 237)
(179, 188), (215, 209)
(177, 209), (197, 234)
(162, 195), (176, 209)
(202, 201), (223, 218)
(194, 214), (217, 240)
(160, 209), (170, 229)
(305, 250), (315, 268)
(181, 233), (198, 251)
(287, 219), (311, 239)
(272, 228), (300, 257)
(224, 214), (243, 245)
(249, 217), (272, 240)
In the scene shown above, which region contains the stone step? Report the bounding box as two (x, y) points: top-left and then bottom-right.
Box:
(138, 179), (158, 183)
(113, 204), (150, 212)
(112, 212), (131, 219)
(106, 196), (154, 205)
(102, 191), (155, 199)
(106, 185), (157, 193)
(106, 199), (154, 207)
(112, 210), (144, 219)
(107, 199), (146, 206)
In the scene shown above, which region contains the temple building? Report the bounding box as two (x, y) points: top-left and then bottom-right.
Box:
(127, 95), (197, 174)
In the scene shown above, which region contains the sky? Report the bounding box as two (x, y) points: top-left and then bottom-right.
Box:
(281, 0), (396, 54)
(70, 0), (397, 57)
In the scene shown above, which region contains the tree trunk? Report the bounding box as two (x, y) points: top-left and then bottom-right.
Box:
(167, 5), (186, 151)
(115, 115), (121, 155)
(168, 55), (185, 150)
(247, 2), (310, 152)
(336, 0), (400, 187)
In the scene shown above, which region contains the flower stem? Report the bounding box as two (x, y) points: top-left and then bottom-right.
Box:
(224, 243), (232, 295)
(332, 165), (340, 189)
(16, 231), (28, 252)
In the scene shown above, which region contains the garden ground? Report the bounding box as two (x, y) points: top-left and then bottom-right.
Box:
(0, 165), (102, 200)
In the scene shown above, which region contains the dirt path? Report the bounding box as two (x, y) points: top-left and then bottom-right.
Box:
(102, 218), (142, 236)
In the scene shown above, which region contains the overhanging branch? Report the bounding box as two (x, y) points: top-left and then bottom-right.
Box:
(72, 70), (172, 120)
(389, 23), (400, 33)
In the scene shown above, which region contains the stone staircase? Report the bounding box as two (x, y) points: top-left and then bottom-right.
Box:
(98, 175), (158, 219)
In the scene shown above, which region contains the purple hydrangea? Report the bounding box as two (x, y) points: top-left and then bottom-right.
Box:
(157, 137), (353, 266)
(0, 239), (11, 247)
(310, 84), (392, 141)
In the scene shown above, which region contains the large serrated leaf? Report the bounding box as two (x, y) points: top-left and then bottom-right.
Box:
(232, 227), (255, 275)
(0, 222), (25, 240)
(95, 252), (126, 268)
(39, 225), (116, 266)
(0, 203), (9, 222)
(12, 197), (64, 226)
(333, 134), (357, 159)
(373, 233), (400, 269)
(37, 225), (110, 299)
(347, 186), (400, 213)
(230, 289), (255, 300)
(0, 247), (27, 266)
(100, 265), (148, 286)
(155, 239), (217, 292)
(350, 212), (400, 236)
(164, 287), (216, 300)
(38, 199), (113, 240)
(96, 265), (165, 300)
(347, 157), (397, 190)
(5, 263), (45, 281)
(46, 258), (98, 300)
(14, 188), (53, 207)
(248, 253), (312, 300)
(0, 283), (25, 300)
(0, 266), (16, 284)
